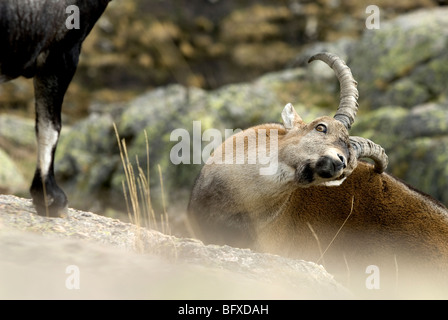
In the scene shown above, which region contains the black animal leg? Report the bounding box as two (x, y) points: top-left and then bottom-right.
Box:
(30, 47), (80, 217)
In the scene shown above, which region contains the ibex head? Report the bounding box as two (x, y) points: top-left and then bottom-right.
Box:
(279, 52), (388, 187)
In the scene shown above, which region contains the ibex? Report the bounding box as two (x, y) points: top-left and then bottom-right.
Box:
(0, 0), (110, 216)
(188, 53), (448, 297)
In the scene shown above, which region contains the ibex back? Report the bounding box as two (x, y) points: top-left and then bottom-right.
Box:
(188, 53), (448, 297)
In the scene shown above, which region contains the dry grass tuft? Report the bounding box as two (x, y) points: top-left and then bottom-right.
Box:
(113, 123), (170, 252)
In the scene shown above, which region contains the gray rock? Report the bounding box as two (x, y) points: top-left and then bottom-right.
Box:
(350, 7), (448, 109)
(0, 194), (350, 299)
(0, 148), (26, 194)
(0, 114), (35, 148)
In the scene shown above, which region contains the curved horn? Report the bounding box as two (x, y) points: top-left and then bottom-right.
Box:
(349, 136), (388, 173)
(308, 52), (359, 130)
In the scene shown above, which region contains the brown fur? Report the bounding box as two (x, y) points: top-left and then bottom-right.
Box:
(260, 162), (448, 292)
(188, 113), (448, 297)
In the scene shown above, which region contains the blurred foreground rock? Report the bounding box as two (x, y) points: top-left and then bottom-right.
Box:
(0, 194), (350, 299)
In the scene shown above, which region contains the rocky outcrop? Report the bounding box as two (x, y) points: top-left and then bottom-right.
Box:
(0, 194), (350, 299)
(351, 102), (448, 204)
(350, 7), (448, 110)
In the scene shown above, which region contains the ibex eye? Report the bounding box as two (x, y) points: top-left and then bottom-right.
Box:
(316, 124), (327, 133)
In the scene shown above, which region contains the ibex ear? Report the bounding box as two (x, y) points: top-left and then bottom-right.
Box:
(281, 103), (303, 130)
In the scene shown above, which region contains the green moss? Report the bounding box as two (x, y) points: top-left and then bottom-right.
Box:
(351, 11), (448, 110)
(351, 105), (408, 149)
(384, 79), (429, 109)
(388, 137), (448, 206)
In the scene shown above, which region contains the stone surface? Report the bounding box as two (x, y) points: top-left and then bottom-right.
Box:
(0, 194), (350, 299)
(350, 7), (448, 110)
(0, 148), (26, 194)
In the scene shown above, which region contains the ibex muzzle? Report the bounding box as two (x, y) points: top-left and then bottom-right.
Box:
(280, 106), (355, 187)
(266, 52), (388, 188)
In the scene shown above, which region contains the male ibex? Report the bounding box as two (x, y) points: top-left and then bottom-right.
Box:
(188, 53), (448, 297)
(0, 0), (110, 216)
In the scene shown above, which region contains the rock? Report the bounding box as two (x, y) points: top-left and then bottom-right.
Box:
(0, 114), (35, 196)
(350, 7), (448, 109)
(0, 194), (350, 299)
(0, 148), (26, 194)
(352, 102), (448, 204)
(0, 114), (35, 148)
(295, 8), (448, 111)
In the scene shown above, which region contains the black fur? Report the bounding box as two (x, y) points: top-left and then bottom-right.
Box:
(0, 0), (110, 216)
(297, 162), (315, 184)
(315, 155), (344, 179)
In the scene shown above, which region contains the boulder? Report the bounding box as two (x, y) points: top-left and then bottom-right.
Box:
(0, 194), (350, 299)
(0, 114), (35, 148)
(0, 114), (35, 195)
(0, 148), (26, 194)
(349, 7), (448, 110)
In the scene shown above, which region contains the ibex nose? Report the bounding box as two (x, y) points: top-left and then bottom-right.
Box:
(316, 155), (345, 179)
(337, 153), (347, 169)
